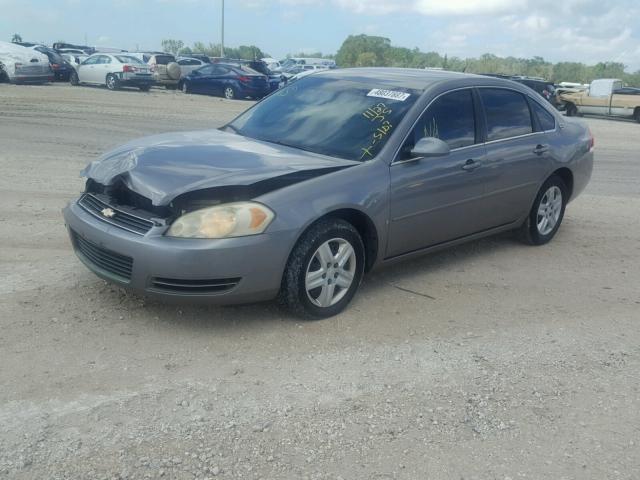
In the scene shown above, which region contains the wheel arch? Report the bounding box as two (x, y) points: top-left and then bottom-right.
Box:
(292, 208), (379, 273)
(552, 167), (574, 200)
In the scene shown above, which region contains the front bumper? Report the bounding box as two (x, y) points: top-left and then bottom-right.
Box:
(63, 199), (296, 304)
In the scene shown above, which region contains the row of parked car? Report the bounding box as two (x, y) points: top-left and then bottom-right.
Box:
(0, 41), (334, 100)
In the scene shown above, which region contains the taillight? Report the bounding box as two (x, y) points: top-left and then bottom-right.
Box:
(588, 128), (595, 150)
(123, 65), (136, 73)
(238, 75), (250, 83)
(51, 63), (60, 69)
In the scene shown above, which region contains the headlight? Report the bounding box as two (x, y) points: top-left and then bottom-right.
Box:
(166, 202), (274, 239)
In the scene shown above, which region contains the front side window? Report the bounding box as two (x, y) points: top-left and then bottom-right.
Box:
(228, 76), (420, 161)
(403, 89), (476, 157)
(480, 89), (533, 141)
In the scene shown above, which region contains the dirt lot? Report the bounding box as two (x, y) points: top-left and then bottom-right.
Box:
(1, 83), (639, 480)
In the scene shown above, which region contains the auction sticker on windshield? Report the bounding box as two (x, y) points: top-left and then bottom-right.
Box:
(367, 89), (411, 102)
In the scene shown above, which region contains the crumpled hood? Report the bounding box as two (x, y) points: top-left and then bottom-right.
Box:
(82, 129), (357, 205)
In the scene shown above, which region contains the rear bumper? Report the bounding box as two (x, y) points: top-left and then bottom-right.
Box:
(63, 199), (296, 305)
(119, 73), (154, 86)
(10, 73), (51, 84)
(152, 74), (178, 86)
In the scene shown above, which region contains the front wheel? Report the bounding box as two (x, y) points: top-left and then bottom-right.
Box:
(223, 86), (236, 100)
(517, 175), (567, 245)
(106, 74), (119, 91)
(565, 103), (577, 117)
(70, 71), (79, 86)
(139, 85), (150, 92)
(278, 219), (365, 319)
(180, 81), (190, 94)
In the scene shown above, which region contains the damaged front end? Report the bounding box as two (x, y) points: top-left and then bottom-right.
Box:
(81, 165), (350, 236)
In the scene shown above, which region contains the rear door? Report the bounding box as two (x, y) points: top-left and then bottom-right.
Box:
(387, 88), (488, 257)
(479, 88), (553, 227)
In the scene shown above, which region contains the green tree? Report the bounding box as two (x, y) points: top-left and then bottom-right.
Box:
(335, 34), (391, 67)
(161, 39), (184, 55)
(11, 33), (22, 43)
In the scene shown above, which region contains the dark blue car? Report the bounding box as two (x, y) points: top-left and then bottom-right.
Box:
(178, 63), (270, 100)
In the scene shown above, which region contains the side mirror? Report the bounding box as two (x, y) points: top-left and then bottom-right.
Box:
(410, 137), (450, 158)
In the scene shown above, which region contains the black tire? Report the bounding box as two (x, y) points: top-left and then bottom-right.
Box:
(139, 85), (150, 92)
(278, 219), (365, 319)
(223, 86), (236, 100)
(517, 174), (568, 246)
(565, 103), (577, 117)
(634, 108), (640, 124)
(106, 74), (119, 91)
(70, 71), (79, 86)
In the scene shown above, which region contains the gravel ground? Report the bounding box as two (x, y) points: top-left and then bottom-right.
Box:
(0, 83), (639, 480)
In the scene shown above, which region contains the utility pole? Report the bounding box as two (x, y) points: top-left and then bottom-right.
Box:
(220, 0), (225, 58)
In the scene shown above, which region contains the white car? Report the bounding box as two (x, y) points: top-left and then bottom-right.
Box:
(71, 53), (154, 91)
(0, 41), (51, 84)
(176, 57), (208, 77)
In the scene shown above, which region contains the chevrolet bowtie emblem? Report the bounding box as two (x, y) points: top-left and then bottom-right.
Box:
(101, 208), (116, 218)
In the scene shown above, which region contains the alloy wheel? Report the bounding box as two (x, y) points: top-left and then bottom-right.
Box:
(305, 238), (357, 308)
(224, 87), (235, 99)
(536, 186), (562, 235)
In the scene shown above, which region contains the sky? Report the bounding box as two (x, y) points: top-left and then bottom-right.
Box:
(2, 0), (639, 71)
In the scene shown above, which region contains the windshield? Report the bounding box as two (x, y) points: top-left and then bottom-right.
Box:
(228, 76), (419, 161)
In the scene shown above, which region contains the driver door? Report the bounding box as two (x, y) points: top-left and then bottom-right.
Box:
(387, 88), (488, 258)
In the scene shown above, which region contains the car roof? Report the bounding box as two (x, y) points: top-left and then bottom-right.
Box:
(312, 68), (482, 90)
(311, 68), (548, 99)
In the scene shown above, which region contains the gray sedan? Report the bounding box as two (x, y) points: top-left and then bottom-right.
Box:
(63, 68), (593, 318)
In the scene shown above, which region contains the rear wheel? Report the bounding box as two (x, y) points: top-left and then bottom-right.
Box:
(139, 85), (150, 92)
(634, 108), (640, 123)
(517, 175), (567, 245)
(181, 81), (190, 94)
(70, 71), (79, 86)
(106, 74), (119, 91)
(565, 103), (577, 117)
(223, 86), (236, 100)
(278, 219), (365, 319)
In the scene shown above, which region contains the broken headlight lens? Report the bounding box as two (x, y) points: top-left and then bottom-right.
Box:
(166, 202), (275, 239)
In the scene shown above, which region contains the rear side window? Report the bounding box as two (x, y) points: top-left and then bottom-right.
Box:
(480, 89), (533, 141)
(408, 89), (476, 151)
(530, 101), (556, 131)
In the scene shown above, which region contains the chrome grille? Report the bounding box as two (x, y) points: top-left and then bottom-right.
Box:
(79, 194), (155, 235)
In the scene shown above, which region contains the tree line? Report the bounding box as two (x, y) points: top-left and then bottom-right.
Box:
(334, 35), (640, 86)
(161, 35), (640, 87)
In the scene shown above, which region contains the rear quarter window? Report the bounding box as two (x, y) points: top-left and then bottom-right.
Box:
(480, 89), (533, 142)
(154, 55), (175, 65)
(530, 100), (556, 131)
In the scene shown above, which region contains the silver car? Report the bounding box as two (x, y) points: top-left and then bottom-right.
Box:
(63, 69), (593, 318)
(70, 53), (154, 91)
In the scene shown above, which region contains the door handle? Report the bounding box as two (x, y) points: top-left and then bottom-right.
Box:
(534, 144), (549, 155)
(461, 158), (481, 171)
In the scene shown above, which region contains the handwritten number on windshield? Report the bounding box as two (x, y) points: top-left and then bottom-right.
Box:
(360, 102), (394, 160)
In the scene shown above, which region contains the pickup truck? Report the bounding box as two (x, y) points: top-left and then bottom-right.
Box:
(559, 78), (640, 122)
